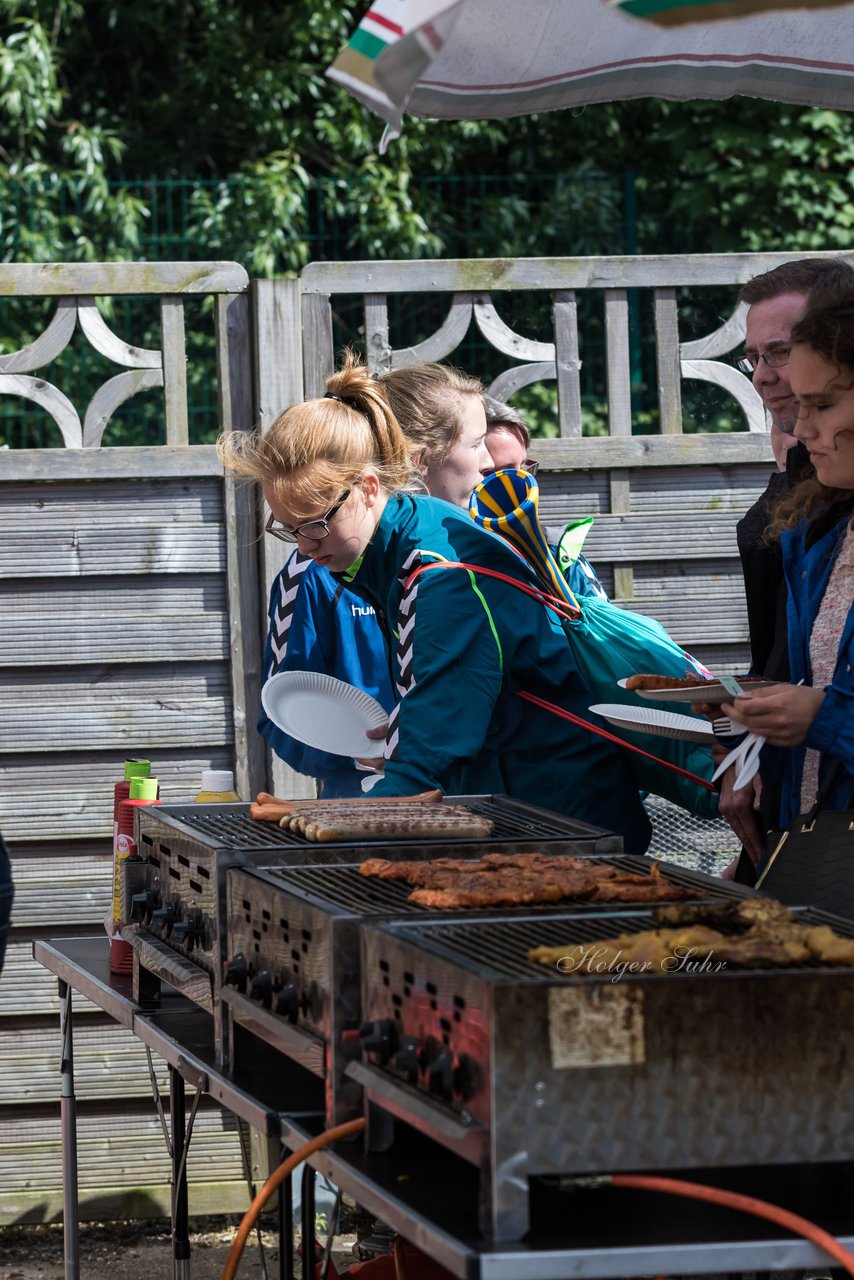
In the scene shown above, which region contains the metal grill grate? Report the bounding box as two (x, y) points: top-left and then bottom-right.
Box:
(145, 798), (609, 851)
(381, 905), (854, 983)
(258, 855), (755, 918)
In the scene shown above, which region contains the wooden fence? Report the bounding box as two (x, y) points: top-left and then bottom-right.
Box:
(0, 263), (262, 1221)
(2, 250), (847, 1222)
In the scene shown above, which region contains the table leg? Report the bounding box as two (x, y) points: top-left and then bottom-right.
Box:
(278, 1166), (294, 1280)
(169, 1067), (191, 1280)
(59, 979), (80, 1280)
(301, 1163), (316, 1277)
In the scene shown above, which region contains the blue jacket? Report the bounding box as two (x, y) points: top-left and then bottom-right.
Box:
(259, 554), (395, 798)
(775, 513), (854, 825)
(564, 553), (608, 602)
(338, 494), (652, 854)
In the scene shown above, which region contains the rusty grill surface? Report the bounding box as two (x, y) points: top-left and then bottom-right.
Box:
(255, 856), (756, 920)
(380, 904), (854, 982)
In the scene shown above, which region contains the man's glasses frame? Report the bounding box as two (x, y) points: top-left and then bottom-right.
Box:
(735, 347), (791, 375)
(265, 489), (351, 544)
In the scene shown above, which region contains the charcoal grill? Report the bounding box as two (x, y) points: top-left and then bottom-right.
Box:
(123, 796), (621, 1062)
(353, 907), (854, 1241)
(224, 857), (756, 1125)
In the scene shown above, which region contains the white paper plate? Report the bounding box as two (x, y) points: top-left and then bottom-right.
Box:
(261, 671), (388, 757)
(590, 703), (716, 744)
(627, 678), (778, 704)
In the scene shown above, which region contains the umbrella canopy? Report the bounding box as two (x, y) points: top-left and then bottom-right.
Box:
(327, 0), (854, 134)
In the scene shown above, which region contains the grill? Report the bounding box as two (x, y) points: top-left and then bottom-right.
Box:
(241, 855), (754, 918)
(140, 796), (613, 852)
(354, 906), (854, 1241)
(224, 857), (755, 1125)
(125, 796), (620, 1062)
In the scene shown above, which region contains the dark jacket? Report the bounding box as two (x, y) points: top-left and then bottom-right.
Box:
(736, 441), (812, 680)
(339, 494), (652, 854)
(735, 442), (812, 857)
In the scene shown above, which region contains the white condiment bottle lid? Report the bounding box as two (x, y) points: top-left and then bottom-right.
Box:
(200, 769), (235, 793)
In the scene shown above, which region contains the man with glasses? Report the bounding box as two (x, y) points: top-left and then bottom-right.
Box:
(736, 259), (854, 679)
(718, 258), (853, 878)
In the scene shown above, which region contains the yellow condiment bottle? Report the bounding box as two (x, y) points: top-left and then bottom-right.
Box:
(193, 769), (240, 803)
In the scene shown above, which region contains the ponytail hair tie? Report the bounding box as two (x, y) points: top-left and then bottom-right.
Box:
(324, 391), (356, 406)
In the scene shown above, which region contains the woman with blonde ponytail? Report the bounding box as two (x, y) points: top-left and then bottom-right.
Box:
(221, 355), (649, 850)
(241, 355), (492, 799)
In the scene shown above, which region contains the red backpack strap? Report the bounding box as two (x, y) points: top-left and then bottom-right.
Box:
(518, 691), (717, 793)
(406, 560), (715, 793)
(404, 559), (581, 624)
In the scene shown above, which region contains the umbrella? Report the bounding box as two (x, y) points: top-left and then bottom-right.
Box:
(327, 0), (854, 137)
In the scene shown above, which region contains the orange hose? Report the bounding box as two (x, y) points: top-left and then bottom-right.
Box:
(220, 1117), (366, 1280)
(612, 1172), (854, 1277)
(393, 1234), (409, 1280)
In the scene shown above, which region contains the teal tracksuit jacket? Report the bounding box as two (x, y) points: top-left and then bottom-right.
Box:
(338, 493), (651, 855)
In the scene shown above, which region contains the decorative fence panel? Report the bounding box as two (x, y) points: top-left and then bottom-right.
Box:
(0, 263), (261, 1222)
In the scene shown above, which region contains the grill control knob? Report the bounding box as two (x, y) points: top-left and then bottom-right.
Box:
(149, 906), (174, 937)
(224, 952), (248, 993)
(274, 981), (300, 1023)
(391, 1037), (420, 1083)
(170, 921), (191, 948)
(250, 969), (273, 1008)
(360, 1019), (398, 1065)
(130, 891), (157, 923)
(453, 1054), (480, 1102)
(426, 1049), (453, 1098)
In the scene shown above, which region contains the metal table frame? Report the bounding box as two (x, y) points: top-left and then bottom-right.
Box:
(35, 936), (854, 1280)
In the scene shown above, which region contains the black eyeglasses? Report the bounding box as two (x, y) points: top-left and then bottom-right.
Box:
(265, 490), (351, 544)
(524, 459), (540, 477)
(735, 347), (791, 375)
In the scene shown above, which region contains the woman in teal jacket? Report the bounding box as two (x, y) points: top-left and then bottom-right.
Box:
(219, 355), (651, 854)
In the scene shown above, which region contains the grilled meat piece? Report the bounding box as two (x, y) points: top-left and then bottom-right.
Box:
(804, 926), (854, 966)
(360, 852), (699, 909)
(625, 673), (711, 692)
(652, 899), (794, 932)
(280, 803), (493, 843)
(412, 884), (570, 908)
(529, 925), (722, 971)
(592, 880), (699, 903)
(712, 935), (812, 967)
(529, 899), (854, 973)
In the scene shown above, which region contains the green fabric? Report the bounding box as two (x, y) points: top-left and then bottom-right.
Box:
(465, 567), (503, 673)
(557, 518), (595, 573)
(349, 27), (388, 59)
